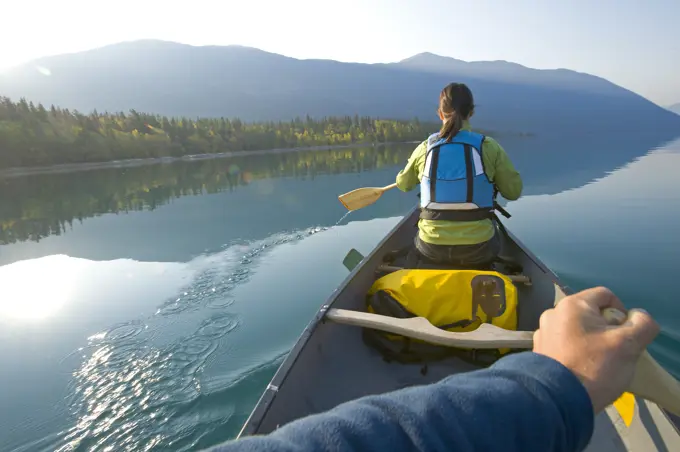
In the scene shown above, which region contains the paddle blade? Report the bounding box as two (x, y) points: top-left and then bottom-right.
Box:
(338, 187), (385, 211)
(613, 392), (636, 427)
(342, 249), (365, 271)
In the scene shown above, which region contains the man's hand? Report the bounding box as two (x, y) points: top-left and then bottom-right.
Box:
(533, 286), (660, 413)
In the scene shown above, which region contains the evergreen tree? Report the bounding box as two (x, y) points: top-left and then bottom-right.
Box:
(0, 95), (470, 169)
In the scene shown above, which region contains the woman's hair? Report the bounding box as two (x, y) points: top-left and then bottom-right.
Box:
(438, 83), (475, 142)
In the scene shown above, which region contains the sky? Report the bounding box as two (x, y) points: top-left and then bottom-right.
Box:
(1, 0), (679, 105)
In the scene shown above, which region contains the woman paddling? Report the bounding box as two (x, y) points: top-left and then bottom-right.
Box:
(396, 82), (523, 267)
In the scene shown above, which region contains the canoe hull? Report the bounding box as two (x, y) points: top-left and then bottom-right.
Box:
(238, 208), (679, 451)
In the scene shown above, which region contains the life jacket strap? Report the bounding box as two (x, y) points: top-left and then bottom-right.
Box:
(419, 207), (494, 221)
(419, 202), (511, 221)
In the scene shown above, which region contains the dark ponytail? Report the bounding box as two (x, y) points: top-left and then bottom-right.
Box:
(438, 83), (474, 142)
(439, 111), (463, 142)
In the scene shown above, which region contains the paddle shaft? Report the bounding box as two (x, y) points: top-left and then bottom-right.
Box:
(603, 308), (680, 416)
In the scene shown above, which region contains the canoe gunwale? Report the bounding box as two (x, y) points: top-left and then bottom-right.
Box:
(237, 206), (680, 437)
(237, 208), (417, 437)
(505, 225), (680, 432)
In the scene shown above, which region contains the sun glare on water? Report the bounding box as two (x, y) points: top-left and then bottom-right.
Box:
(0, 255), (82, 321)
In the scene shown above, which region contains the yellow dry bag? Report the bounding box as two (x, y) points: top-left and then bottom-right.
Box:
(363, 269), (518, 365)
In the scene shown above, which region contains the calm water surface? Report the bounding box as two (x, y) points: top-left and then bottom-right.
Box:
(1, 134), (679, 451)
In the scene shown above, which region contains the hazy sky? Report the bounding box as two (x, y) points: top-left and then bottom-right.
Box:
(1, 0), (678, 105)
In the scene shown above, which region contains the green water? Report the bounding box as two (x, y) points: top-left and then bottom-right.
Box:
(1, 134), (679, 451)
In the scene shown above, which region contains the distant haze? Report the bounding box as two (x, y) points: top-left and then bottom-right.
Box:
(1, 0), (678, 105)
(668, 103), (680, 115)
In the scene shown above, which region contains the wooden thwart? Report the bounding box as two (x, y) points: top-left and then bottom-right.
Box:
(325, 308), (534, 349)
(326, 307), (680, 417)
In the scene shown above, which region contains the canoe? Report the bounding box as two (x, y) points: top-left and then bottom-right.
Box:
(237, 207), (680, 450)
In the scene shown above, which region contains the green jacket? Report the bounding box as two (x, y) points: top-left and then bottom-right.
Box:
(396, 122), (523, 245)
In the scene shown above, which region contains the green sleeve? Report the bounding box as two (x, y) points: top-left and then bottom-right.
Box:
(396, 141), (427, 192)
(482, 137), (523, 201)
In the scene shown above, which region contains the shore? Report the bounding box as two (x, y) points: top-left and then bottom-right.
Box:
(0, 141), (421, 179)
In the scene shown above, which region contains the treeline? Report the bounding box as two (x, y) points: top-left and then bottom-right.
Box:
(0, 144), (413, 244)
(0, 96), (439, 169)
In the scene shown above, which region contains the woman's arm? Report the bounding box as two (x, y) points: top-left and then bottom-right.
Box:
(396, 141), (427, 192)
(483, 137), (523, 200)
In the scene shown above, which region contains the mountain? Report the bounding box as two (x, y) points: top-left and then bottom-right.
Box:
(1, 40), (679, 137)
(395, 52), (626, 96)
(668, 103), (680, 115)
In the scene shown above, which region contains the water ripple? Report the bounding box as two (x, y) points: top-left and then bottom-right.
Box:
(51, 226), (326, 452)
(103, 321), (146, 343)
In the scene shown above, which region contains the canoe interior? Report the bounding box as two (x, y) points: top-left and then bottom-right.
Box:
(239, 209), (680, 451)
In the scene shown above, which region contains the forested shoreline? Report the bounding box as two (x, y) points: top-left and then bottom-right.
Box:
(0, 96), (447, 169)
(0, 144), (413, 244)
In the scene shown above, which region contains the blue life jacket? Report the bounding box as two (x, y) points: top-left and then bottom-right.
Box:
(420, 130), (496, 221)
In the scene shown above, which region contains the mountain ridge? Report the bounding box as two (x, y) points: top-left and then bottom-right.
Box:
(1, 40), (678, 137)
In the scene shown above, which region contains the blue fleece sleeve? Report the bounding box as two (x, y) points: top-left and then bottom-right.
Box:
(206, 352), (595, 452)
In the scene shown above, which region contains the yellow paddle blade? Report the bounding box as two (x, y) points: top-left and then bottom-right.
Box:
(613, 392), (636, 427)
(338, 183), (397, 211)
(338, 187), (384, 211)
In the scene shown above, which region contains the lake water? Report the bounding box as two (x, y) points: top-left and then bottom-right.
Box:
(1, 133), (679, 451)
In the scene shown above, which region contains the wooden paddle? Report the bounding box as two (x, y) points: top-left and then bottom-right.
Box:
(338, 183), (397, 211)
(602, 308), (680, 417)
(326, 307), (680, 416)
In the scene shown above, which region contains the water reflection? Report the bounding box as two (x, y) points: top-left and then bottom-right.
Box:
(505, 139), (680, 377)
(2, 133), (680, 451)
(0, 215), (398, 451)
(0, 254), (200, 451)
(0, 255), (81, 320)
(502, 131), (679, 196)
(0, 146), (412, 246)
(1, 130), (677, 255)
